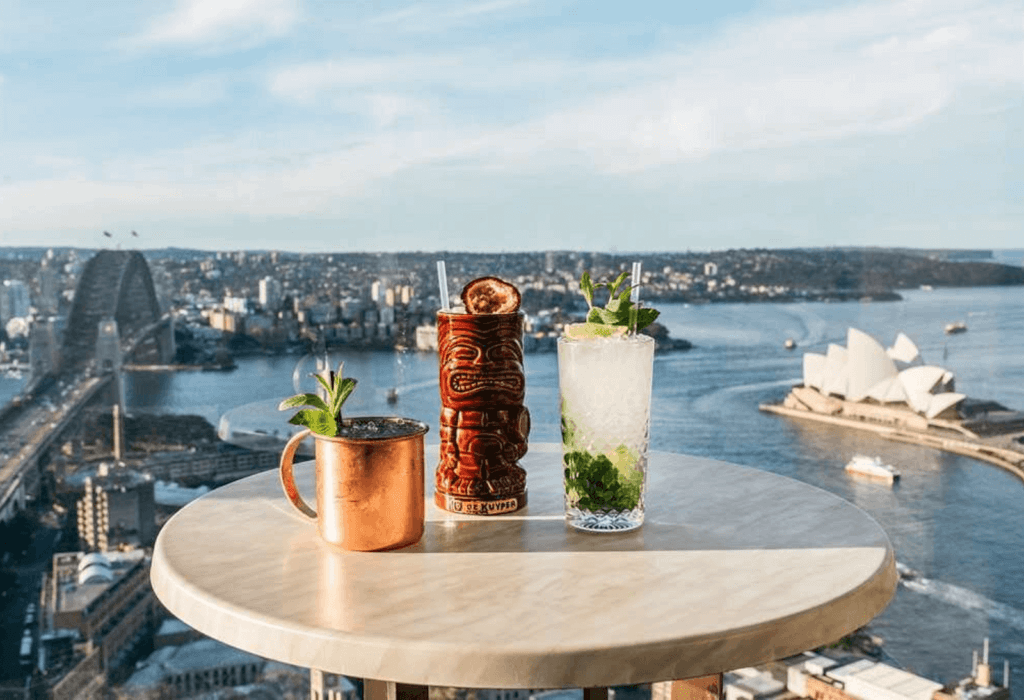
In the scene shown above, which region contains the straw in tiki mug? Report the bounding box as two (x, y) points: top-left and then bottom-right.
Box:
(435, 310), (529, 514)
(279, 417), (429, 551)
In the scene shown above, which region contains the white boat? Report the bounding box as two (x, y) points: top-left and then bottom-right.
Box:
(845, 455), (900, 483)
(944, 321), (967, 334)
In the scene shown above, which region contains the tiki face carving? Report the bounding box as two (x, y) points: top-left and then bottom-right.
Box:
(435, 311), (529, 512)
(442, 317), (525, 409)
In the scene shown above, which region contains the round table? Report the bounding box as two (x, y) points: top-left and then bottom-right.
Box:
(150, 443), (896, 690)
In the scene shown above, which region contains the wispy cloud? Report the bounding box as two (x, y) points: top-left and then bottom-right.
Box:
(367, 0), (540, 33)
(130, 0), (300, 49)
(266, 0), (1023, 176)
(3, 0), (1021, 250)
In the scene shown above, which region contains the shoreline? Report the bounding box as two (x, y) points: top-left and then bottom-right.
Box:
(760, 389), (1024, 485)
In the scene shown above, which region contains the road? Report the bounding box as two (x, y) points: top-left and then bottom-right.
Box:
(0, 517), (59, 684)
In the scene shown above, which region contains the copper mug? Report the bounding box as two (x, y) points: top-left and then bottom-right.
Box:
(279, 417), (429, 551)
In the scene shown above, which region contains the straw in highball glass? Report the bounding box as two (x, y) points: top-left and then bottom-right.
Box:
(631, 261), (642, 333)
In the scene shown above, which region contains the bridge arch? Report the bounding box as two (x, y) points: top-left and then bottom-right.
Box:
(61, 250), (170, 372)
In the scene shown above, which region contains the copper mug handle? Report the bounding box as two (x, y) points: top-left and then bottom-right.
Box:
(279, 429), (317, 519)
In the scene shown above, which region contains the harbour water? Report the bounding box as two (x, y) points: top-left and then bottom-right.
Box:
(5, 286), (1022, 688)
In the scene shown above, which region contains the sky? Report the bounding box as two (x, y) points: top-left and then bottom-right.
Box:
(0, 0), (1021, 253)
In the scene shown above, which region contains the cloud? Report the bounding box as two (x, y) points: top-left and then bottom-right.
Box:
(264, 0), (1022, 173)
(4, 0), (1020, 250)
(131, 0), (300, 49)
(367, 0), (540, 33)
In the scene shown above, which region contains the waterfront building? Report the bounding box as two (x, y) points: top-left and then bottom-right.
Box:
(416, 323), (438, 351)
(796, 328), (964, 419)
(76, 465), (156, 552)
(207, 308), (242, 333)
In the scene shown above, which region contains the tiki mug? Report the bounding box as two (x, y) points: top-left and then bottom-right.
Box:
(435, 311), (529, 514)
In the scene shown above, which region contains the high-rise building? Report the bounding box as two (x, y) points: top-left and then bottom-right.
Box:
(1, 279), (31, 324)
(259, 277), (283, 311)
(76, 465), (156, 552)
(38, 259), (61, 315)
(29, 318), (61, 379)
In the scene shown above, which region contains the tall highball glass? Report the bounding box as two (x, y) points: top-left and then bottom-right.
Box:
(557, 333), (655, 532)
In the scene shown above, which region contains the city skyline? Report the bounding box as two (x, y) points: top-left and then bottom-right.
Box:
(1, 0), (1021, 253)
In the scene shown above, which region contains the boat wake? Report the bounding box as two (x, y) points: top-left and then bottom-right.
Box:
(897, 562), (1024, 631)
(691, 377), (800, 415)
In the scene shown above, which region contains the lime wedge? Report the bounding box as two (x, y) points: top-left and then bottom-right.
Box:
(563, 323), (628, 340)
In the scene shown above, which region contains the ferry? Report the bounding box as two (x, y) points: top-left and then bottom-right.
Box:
(845, 455), (900, 483)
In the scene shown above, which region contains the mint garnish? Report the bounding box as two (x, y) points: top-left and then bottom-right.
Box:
(563, 449), (643, 512)
(278, 361), (357, 437)
(578, 270), (659, 332)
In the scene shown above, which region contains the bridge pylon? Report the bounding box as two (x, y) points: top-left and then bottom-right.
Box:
(96, 318), (126, 416)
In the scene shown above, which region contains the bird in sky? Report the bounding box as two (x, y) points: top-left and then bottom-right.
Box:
(131, 230), (138, 237)
(103, 231), (112, 237)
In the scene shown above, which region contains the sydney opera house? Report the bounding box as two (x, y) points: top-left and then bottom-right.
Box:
(799, 328), (964, 421)
(762, 328), (1024, 481)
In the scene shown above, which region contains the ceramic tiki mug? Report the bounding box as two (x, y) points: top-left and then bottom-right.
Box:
(434, 310), (530, 514)
(279, 417), (429, 551)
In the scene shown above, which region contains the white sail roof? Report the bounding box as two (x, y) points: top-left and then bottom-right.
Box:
(886, 332), (921, 368)
(799, 328), (963, 418)
(899, 365), (947, 413)
(866, 377), (909, 404)
(821, 344), (849, 397)
(846, 328), (898, 402)
(803, 353), (826, 390)
(925, 392), (966, 419)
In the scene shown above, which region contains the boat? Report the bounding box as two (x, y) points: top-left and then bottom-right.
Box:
(386, 387), (399, 404)
(945, 321), (967, 334)
(784, 338), (796, 350)
(845, 455), (900, 483)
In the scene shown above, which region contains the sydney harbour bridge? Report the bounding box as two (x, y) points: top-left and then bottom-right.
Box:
(0, 250), (175, 521)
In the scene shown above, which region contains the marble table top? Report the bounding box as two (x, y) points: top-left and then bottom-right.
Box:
(150, 443), (897, 689)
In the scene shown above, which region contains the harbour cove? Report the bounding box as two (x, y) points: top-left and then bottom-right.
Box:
(105, 287), (1024, 688)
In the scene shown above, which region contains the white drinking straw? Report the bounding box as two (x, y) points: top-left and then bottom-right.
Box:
(631, 261), (642, 333)
(631, 261), (642, 303)
(437, 260), (450, 310)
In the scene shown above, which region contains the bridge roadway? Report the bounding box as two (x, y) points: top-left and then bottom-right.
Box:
(0, 373), (112, 521)
(0, 314), (171, 521)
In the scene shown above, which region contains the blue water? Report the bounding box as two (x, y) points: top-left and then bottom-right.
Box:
(113, 286), (1024, 688)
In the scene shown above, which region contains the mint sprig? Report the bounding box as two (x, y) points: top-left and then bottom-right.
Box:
(563, 449), (643, 512)
(579, 270), (659, 332)
(278, 361), (357, 437)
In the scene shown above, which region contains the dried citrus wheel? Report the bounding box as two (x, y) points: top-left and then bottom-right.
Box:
(461, 276), (521, 314)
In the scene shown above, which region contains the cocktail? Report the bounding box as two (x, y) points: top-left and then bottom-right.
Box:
(434, 276), (530, 515)
(559, 268), (657, 532)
